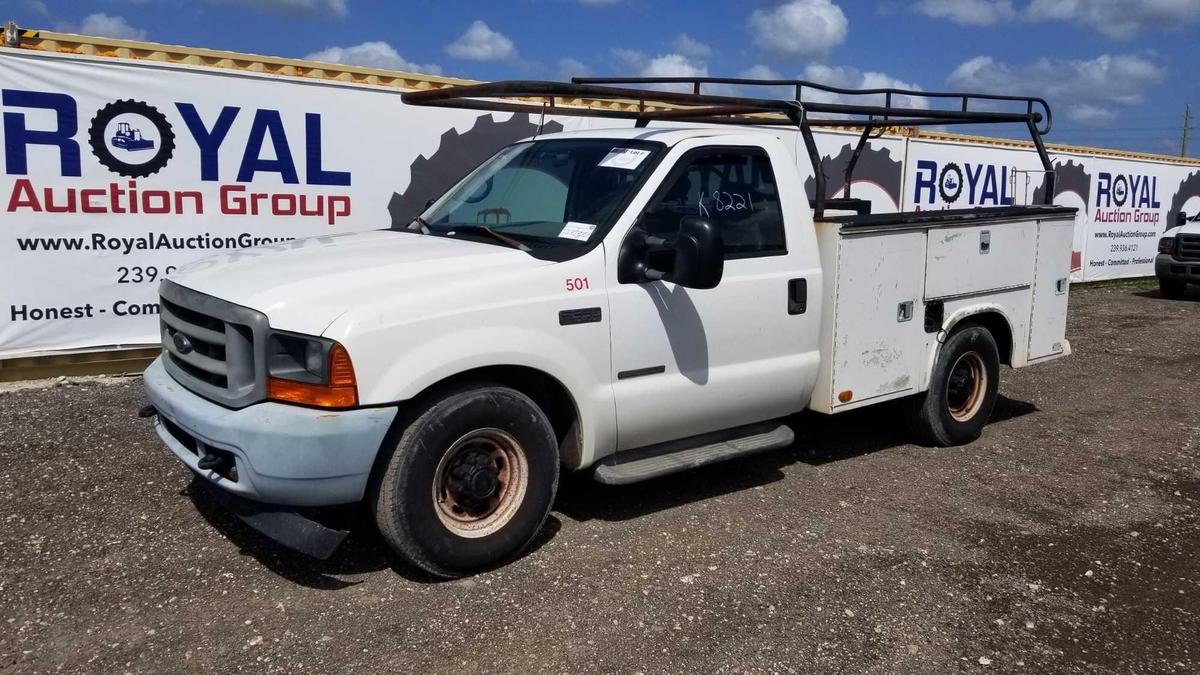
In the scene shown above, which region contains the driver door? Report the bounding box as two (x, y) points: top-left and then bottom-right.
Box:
(606, 140), (821, 450)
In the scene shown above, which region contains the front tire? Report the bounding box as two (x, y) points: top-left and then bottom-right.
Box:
(1159, 277), (1188, 300)
(905, 324), (1001, 447)
(371, 385), (559, 578)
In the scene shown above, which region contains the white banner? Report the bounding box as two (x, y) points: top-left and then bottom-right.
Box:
(0, 49), (586, 358)
(2, 47), (1200, 358)
(902, 138), (1092, 279)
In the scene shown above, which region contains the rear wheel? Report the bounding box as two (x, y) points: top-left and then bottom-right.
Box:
(905, 324), (1000, 447)
(371, 385), (559, 578)
(1159, 277), (1188, 300)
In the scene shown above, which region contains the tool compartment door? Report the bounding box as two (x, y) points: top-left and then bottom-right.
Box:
(829, 229), (927, 408)
(924, 221), (1036, 299)
(1027, 217), (1073, 360)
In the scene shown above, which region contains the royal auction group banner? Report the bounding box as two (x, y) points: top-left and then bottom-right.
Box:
(2, 47), (1199, 358)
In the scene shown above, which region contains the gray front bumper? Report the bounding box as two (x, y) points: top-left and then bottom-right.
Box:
(143, 357), (397, 507)
(1156, 253), (1200, 282)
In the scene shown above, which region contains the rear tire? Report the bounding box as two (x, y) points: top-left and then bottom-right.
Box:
(1159, 277), (1188, 299)
(905, 324), (1000, 447)
(371, 385), (559, 578)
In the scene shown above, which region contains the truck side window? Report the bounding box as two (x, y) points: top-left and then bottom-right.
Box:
(641, 148), (786, 259)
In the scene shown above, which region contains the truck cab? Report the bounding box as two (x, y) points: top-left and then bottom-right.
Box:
(1157, 211), (1200, 298)
(143, 78), (1075, 577)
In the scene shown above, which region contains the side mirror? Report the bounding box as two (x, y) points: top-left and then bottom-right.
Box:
(669, 217), (724, 289)
(617, 217), (724, 289)
(1177, 211), (1188, 228)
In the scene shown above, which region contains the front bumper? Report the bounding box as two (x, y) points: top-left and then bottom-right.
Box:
(1156, 253), (1200, 283)
(143, 357), (397, 507)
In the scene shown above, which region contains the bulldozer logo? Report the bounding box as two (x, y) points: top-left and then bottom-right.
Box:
(801, 141), (903, 208)
(87, 99), (176, 178)
(1167, 170), (1200, 232)
(387, 113), (565, 228)
(938, 162), (964, 203)
(1032, 160), (1091, 210)
(1032, 160), (1091, 272)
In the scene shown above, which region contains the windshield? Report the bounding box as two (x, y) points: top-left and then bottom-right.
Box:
(414, 138), (663, 249)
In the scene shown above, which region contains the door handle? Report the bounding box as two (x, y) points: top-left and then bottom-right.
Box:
(788, 278), (807, 315)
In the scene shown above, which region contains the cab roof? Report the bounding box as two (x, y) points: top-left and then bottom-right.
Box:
(525, 125), (787, 146)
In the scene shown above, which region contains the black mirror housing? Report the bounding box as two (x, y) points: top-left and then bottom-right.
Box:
(1177, 211), (1188, 228)
(618, 217), (724, 289)
(668, 217), (724, 289)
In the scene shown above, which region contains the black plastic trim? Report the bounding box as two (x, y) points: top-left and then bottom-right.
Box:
(924, 300), (945, 333)
(559, 307), (602, 325)
(827, 205), (1076, 230)
(617, 365), (666, 380)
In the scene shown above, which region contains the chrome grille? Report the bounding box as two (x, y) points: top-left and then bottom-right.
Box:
(1178, 234), (1200, 261)
(159, 280), (269, 408)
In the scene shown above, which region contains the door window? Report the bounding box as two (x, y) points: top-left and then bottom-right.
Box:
(640, 148), (786, 258)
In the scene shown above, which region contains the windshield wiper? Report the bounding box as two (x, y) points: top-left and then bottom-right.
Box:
(407, 215), (431, 234)
(448, 225), (531, 252)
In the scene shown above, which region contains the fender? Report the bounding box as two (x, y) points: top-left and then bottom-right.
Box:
(919, 303), (1018, 391)
(354, 324), (616, 469)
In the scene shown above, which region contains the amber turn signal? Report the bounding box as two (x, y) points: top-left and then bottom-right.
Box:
(267, 343), (358, 408)
(838, 390), (853, 403)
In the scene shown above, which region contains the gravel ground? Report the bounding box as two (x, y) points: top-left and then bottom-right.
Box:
(1, 281), (1197, 674)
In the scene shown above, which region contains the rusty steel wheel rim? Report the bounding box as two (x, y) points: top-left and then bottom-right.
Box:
(432, 428), (529, 539)
(946, 351), (987, 422)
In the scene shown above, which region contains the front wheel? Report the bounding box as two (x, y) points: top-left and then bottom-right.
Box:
(1159, 277), (1188, 300)
(905, 324), (1001, 447)
(371, 385), (559, 578)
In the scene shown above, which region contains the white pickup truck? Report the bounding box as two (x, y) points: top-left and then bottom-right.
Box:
(1157, 211), (1200, 298)
(143, 78), (1074, 577)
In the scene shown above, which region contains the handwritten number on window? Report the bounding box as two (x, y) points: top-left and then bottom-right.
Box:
(697, 190), (754, 218)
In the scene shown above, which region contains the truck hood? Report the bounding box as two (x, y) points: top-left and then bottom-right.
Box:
(1166, 221), (1200, 237)
(167, 230), (549, 335)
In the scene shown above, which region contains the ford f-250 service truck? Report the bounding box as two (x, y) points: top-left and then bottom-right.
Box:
(1158, 210), (1200, 298)
(142, 78), (1075, 577)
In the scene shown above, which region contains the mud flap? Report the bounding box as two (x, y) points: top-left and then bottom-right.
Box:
(199, 478), (349, 560)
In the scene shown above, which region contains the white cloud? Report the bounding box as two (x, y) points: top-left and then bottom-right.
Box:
(740, 64), (784, 81)
(641, 53), (709, 79)
(947, 53), (1166, 126)
(804, 64), (928, 109)
(55, 13), (146, 40)
(19, 0), (49, 18)
(914, 0), (1016, 26)
(445, 20), (517, 62)
(557, 57), (591, 81)
(1025, 0), (1200, 40)
(603, 49), (708, 92)
(305, 41), (442, 75)
(914, 0), (1200, 39)
(672, 33), (712, 59)
(207, 0), (348, 17)
(748, 0), (848, 58)
(1065, 104), (1119, 126)
(736, 65), (792, 99)
(610, 47), (648, 71)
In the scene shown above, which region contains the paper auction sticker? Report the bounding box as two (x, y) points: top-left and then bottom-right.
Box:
(598, 147), (651, 170)
(558, 221), (597, 241)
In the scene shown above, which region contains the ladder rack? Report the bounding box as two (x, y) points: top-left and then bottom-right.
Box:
(402, 77), (1057, 219)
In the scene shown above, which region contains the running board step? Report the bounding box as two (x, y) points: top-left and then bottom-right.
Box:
(593, 423), (794, 485)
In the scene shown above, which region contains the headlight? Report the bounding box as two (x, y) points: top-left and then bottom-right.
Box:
(1158, 237), (1177, 255)
(265, 331), (358, 407)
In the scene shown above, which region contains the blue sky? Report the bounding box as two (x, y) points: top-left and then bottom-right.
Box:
(12, 0), (1200, 156)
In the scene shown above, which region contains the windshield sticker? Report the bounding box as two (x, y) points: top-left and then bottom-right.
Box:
(598, 148), (651, 170)
(558, 221), (597, 241)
